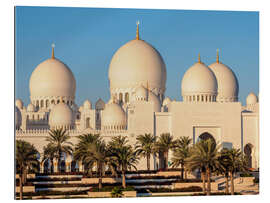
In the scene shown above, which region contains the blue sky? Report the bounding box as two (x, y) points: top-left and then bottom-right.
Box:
(15, 6), (259, 106)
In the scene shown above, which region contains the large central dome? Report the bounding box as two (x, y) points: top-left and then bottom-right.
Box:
(108, 24), (166, 103)
(109, 39), (166, 89)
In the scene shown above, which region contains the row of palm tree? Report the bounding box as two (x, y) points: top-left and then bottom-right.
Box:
(16, 128), (249, 198)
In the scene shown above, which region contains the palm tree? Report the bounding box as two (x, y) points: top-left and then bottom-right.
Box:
(186, 139), (220, 195)
(108, 135), (129, 149)
(46, 128), (73, 172)
(225, 148), (248, 195)
(16, 140), (39, 200)
(171, 136), (192, 179)
(42, 143), (56, 173)
(135, 134), (156, 171)
(110, 144), (138, 188)
(73, 134), (101, 176)
(155, 133), (176, 170)
(215, 148), (231, 194)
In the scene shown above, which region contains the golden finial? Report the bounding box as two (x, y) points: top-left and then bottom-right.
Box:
(198, 53), (201, 64)
(216, 48), (220, 63)
(51, 43), (55, 59)
(136, 21), (140, 40)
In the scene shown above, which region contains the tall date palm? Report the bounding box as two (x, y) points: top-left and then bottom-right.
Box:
(46, 128), (73, 172)
(135, 133), (156, 171)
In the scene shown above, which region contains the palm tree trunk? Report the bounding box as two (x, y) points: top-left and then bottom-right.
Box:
(230, 171), (235, 195)
(58, 149), (61, 173)
(147, 153), (150, 171)
(122, 170), (126, 188)
(206, 167), (211, 196)
(164, 151), (168, 170)
(225, 173), (229, 194)
(181, 163), (184, 179)
(98, 162), (102, 189)
(19, 173), (23, 200)
(201, 171), (206, 194)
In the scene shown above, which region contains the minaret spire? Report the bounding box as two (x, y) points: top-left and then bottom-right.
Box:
(216, 48), (220, 63)
(136, 21), (140, 40)
(51, 43), (55, 59)
(198, 53), (201, 64)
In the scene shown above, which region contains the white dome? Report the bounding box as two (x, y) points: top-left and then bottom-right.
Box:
(209, 62), (239, 102)
(49, 103), (74, 129)
(16, 99), (24, 109)
(83, 100), (92, 109)
(108, 39), (166, 93)
(15, 107), (22, 129)
(135, 86), (148, 101)
(79, 106), (83, 112)
(102, 102), (126, 129)
(148, 91), (161, 112)
(181, 61), (217, 102)
(246, 92), (258, 105)
(29, 58), (76, 100)
(27, 103), (35, 112)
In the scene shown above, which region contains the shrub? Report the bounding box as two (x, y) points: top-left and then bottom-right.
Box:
(240, 173), (253, 177)
(253, 177), (259, 184)
(111, 186), (123, 197)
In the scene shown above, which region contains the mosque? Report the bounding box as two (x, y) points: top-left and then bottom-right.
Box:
(15, 23), (259, 173)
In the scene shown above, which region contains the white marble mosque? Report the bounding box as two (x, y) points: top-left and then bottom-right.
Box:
(15, 23), (259, 173)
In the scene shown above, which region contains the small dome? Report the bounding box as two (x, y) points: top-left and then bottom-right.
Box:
(15, 107), (22, 129)
(15, 99), (24, 109)
(29, 57), (76, 100)
(95, 98), (105, 110)
(79, 106), (83, 112)
(181, 62), (217, 96)
(209, 62), (239, 102)
(108, 39), (166, 92)
(135, 86), (148, 101)
(83, 100), (91, 109)
(163, 97), (171, 106)
(246, 92), (258, 105)
(49, 103), (74, 129)
(148, 91), (161, 112)
(27, 103), (35, 112)
(102, 102), (126, 129)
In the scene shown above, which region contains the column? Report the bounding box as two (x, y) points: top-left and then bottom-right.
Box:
(53, 158), (58, 173)
(79, 161), (84, 172)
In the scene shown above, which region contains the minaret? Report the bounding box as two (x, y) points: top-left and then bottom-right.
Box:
(136, 21), (140, 40)
(198, 53), (201, 64)
(51, 43), (55, 59)
(216, 48), (220, 63)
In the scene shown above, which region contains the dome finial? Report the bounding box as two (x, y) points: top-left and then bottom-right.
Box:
(216, 48), (220, 63)
(136, 21), (140, 40)
(51, 43), (55, 59)
(198, 53), (201, 64)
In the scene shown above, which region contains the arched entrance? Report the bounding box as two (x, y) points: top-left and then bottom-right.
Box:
(244, 144), (253, 168)
(197, 132), (216, 145)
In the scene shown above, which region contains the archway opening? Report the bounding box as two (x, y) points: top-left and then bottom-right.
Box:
(198, 132), (216, 146)
(244, 144), (252, 168)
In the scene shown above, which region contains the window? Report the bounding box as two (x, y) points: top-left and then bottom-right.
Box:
(119, 93), (123, 102)
(125, 93), (129, 103)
